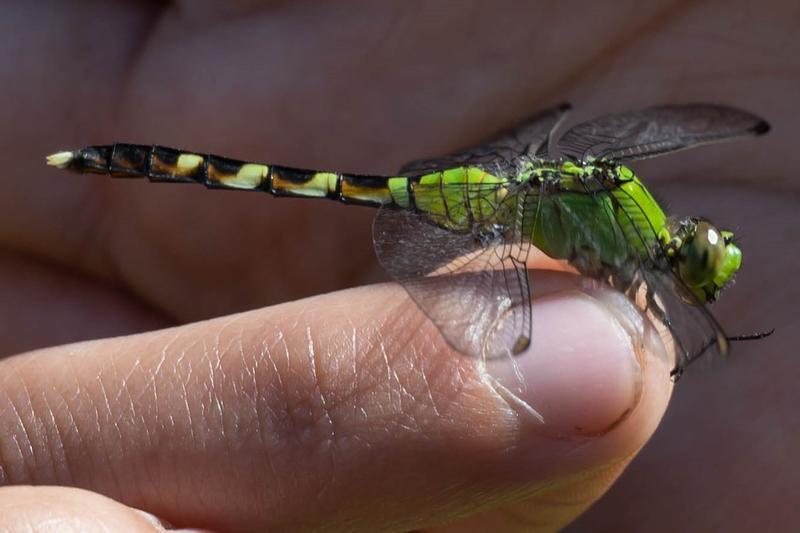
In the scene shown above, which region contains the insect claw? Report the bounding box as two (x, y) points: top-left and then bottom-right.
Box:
(669, 365), (684, 382)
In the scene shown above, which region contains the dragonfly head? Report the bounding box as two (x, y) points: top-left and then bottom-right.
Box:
(674, 218), (742, 303)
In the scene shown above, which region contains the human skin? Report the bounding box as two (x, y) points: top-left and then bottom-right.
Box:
(0, 1), (797, 532)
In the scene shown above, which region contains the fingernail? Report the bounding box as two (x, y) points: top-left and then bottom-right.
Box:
(486, 289), (645, 436)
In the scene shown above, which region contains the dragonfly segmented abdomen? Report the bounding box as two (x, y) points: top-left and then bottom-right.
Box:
(51, 143), (406, 207)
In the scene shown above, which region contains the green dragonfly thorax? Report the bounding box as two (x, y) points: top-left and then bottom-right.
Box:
(608, 163), (742, 305)
(525, 160), (742, 305)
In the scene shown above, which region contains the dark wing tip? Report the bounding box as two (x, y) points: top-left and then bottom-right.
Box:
(752, 120), (771, 136)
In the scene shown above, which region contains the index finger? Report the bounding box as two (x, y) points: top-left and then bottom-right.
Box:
(0, 278), (671, 531)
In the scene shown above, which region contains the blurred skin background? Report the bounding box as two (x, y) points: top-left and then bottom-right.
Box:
(0, 1), (797, 531)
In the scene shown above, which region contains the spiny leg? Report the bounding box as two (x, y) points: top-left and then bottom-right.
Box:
(644, 288), (690, 381)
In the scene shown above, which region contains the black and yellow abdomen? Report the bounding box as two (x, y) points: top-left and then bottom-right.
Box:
(48, 144), (406, 207)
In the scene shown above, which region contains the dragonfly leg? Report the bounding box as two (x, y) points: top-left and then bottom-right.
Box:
(644, 288), (689, 381)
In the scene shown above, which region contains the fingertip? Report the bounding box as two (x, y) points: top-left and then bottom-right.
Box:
(486, 286), (673, 443)
(492, 291), (643, 436)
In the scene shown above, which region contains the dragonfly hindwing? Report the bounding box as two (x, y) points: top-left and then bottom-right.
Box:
(399, 103), (571, 176)
(372, 181), (536, 361)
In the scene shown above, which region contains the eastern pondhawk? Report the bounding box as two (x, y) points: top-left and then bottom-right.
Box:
(47, 103), (772, 392)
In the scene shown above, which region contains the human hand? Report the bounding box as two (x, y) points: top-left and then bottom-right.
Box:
(0, 1), (795, 531)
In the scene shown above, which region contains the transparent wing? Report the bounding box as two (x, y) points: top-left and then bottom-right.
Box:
(640, 268), (728, 377)
(399, 103), (571, 176)
(372, 182), (537, 360)
(558, 104), (769, 162)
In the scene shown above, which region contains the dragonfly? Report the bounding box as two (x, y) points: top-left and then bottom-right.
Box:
(47, 103), (772, 401)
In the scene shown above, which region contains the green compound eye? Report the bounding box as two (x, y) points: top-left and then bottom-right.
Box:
(679, 221), (725, 287)
(678, 221), (739, 302)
